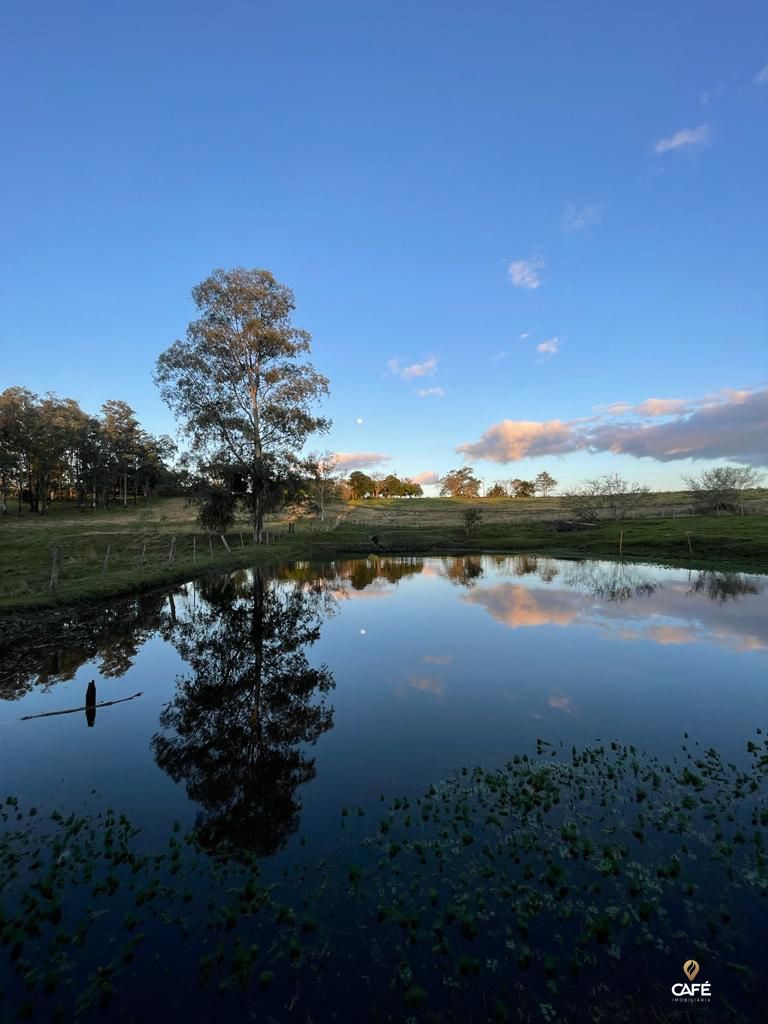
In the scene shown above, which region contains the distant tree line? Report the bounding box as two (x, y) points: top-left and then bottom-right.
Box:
(438, 468), (558, 498)
(0, 387), (176, 515)
(344, 470), (423, 499)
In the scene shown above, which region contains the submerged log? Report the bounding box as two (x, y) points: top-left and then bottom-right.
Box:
(20, 688), (143, 722)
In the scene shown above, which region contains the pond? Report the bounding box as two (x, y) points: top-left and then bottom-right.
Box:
(1, 554), (767, 1022)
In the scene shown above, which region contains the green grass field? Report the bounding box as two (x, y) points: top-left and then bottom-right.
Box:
(0, 495), (766, 613)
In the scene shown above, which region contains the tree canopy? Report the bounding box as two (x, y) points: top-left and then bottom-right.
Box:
(439, 467), (481, 498)
(155, 268), (330, 540)
(0, 387), (174, 514)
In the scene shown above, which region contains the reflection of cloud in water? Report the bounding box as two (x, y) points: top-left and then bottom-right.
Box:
(331, 582), (394, 600)
(620, 624), (764, 654)
(548, 694), (574, 714)
(464, 585), (583, 629)
(409, 675), (445, 696)
(463, 574), (767, 654)
(394, 675), (445, 698)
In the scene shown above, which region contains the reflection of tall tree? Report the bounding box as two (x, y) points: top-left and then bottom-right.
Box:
(439, 556), (484, 588)
(688, 571), (762, 603)
(152, 570), (335, 858)
(491, 554), (560, 582)
(561, 560), (659, 602)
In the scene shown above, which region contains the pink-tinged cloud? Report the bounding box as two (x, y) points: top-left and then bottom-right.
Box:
(457, 419), (578, 463)
(457, 388), (768, 466)
(587, 389), (768, 463)
(334, 451), (391, 469)
(635, 398), (691, 417)
(422, 654), (452, 664)
(548, 694), (575, 714)
(463, 584), (583, 629)
(654, 123), (710, 153)
(409, 470), (439, 485)
(605, 397), (692, 417)
(407, 675), (445, 696)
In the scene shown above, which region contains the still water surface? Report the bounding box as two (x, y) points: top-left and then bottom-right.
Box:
(2, 554), (766, 853)
(1, 555), (767, 1021)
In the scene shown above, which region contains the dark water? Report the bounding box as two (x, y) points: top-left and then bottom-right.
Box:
(1, 555), (767, 1021)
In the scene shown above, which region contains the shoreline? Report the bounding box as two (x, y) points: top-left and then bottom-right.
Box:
(1, 516), (766, 624)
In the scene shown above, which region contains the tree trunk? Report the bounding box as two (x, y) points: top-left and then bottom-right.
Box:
(250, 379), (264, 543)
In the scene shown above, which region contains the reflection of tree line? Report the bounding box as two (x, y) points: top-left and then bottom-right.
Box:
(0, 590), (176, 699)
(4, 559), (763, 701)
(2, 557), (763, 858)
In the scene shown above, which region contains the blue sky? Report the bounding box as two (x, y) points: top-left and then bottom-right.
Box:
(1, 1), (766, 492)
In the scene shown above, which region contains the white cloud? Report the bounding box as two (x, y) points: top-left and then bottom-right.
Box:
(334, 451), (391, 469)
(508, 256), (544, 290)
(355, 416), (364, 425)
(754, 65), (768, 85)
(416, 386), (446, 398)
(536, 337), (560, 357)
(409, 470), (439, 485)
(654, 123), (710, 154)
(388, 356), (438, 379)
(562, 202), (602, 232)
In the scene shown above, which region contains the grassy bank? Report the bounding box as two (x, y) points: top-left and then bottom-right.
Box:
(1, 497), (767, 614)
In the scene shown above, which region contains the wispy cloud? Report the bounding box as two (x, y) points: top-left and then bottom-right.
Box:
(407, 675), (445, 696)
(604, 397), (691, 417)
(536, 337), (560, 357)
(409, 470), (439, 485)
(388, 356), (438, 379)
(700, 84), (724, 106)
(654, 123), (710, 154)
(416, 386), (446, 398)
(457, 387), (768, 465)
(508, 256), (544, 290)
(754, 65), (768, 85)
(334, 451), (391, 469)
(562, 202), (602, 232)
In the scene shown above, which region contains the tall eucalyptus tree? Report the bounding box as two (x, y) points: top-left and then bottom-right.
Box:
(155, 268), (330, 541)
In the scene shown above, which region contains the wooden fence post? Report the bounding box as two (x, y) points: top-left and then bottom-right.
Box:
(49, 545), (61, 590)
(102, 544), (111, 575)
(239, 532), (244, 548)
(192, 536), (196, 563)
(221, 534), (231, 552)
(167, 536), (176, 565)
(685, 532), (693, 556)
(208, 535), (213, 557)
(138, 541), (146, 571)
